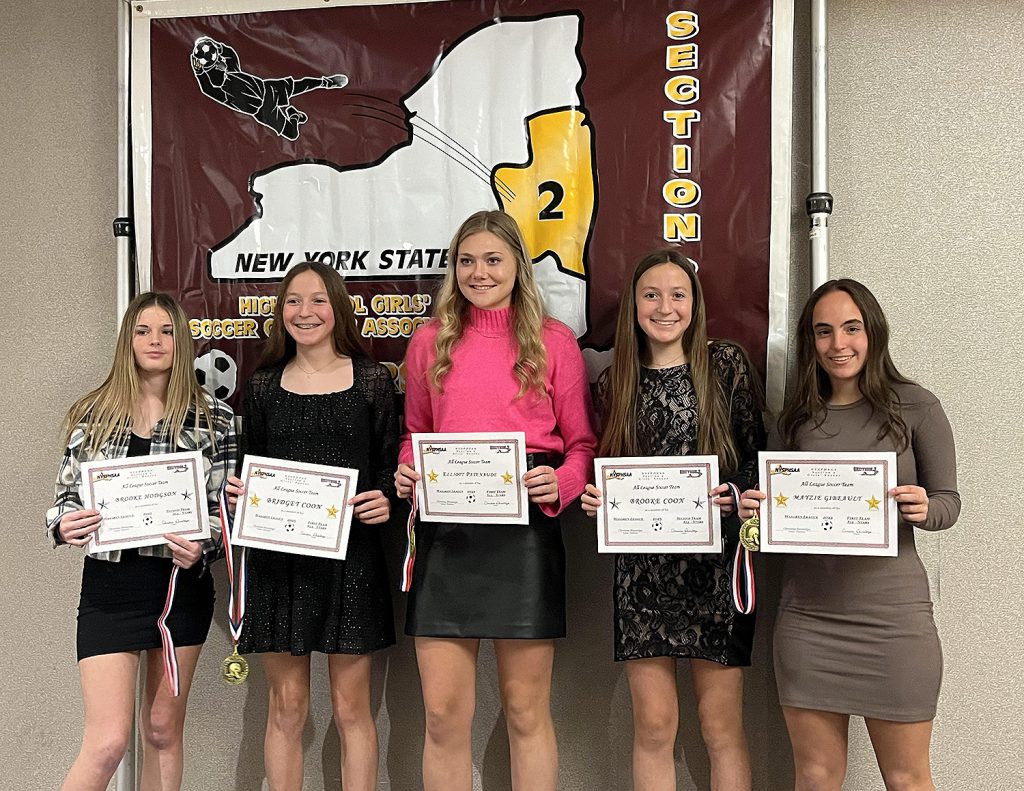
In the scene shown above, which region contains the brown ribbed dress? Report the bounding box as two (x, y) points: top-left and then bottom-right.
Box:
(773, 382), (960, 722)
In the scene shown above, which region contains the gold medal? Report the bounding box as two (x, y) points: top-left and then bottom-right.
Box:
(222, 646), (249, 686)
(739, 515), (760, 552)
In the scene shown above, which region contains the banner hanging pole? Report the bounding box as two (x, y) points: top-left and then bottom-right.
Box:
(807, 0), (832, 289)
(115, 2), (139, 791)
(117, 0), (133, 315)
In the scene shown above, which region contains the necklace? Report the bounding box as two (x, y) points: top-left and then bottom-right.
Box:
(293, 356), (342, 377)
(647, 354), (686, 370)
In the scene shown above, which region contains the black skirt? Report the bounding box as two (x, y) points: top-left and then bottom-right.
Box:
(405, 506), (565, 639)
(77, 549), (215, 661)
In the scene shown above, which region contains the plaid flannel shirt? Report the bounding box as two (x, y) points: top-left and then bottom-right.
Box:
(45, 393), (238, 566)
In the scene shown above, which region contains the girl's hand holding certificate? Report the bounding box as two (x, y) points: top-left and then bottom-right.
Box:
(58, 509), (102, 546)
(891, 484), (929, 523)
(523, 465), (559, 504)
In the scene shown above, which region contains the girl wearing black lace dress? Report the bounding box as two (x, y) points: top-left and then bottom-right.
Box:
(225, 262), (397, 791)
(581, 250), (765, 791)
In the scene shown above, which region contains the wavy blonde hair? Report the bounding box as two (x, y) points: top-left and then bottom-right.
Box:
(599, 250), (744, 476)
(62, 292), (217, 453)
(428, 210), (547, 398)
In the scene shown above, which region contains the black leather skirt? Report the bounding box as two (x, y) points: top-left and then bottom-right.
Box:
(405, 456), (566, 639)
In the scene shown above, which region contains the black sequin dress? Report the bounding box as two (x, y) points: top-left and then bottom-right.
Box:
(597, 342), (766, 666)
(238, 359), (398, 655)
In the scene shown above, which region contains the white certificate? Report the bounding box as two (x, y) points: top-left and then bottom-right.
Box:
(232, 455), (358, 560)
(412, 432), (530, 525)
(759, 451), (899, 556)
(81, 451), (211, 554)
(595, 456), (722, 553)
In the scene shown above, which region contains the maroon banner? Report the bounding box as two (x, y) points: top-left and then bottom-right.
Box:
(140, 0), (779, 403)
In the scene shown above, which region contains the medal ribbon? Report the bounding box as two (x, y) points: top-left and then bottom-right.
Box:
(400, 487), (418, 592)
(156, 565), (181, 696)
(725, 482), (755, 615)
(219, 484), (248, 649)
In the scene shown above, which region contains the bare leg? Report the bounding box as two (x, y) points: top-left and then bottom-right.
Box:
(61, 652), (139, 791)
(865, 718), (935, 791)
(138, 644), (203, 790)
(327, 653), (377, 791)
(625, 657), (678, 791)
(494, 639), (557, 791)
(690, 659), (751, 791)
(416, 637), (479, 791)
(783, 707), (850, 791)
(263, 653), (312, 791)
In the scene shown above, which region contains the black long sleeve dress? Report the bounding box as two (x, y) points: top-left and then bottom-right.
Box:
(238, 358), (398, 655)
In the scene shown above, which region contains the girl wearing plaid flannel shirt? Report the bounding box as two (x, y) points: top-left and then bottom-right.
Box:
(46, 292), (236, 791)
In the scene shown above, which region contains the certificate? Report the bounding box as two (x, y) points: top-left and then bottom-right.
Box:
(412, 432), (530, 525)
(232, 455), (358, 560)
(759, 451), (898, 556)
(81, 451), (210, 554)
(594, 456), (722, 553)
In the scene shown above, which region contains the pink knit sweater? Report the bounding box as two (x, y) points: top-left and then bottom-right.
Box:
(398, 305), (596, 516)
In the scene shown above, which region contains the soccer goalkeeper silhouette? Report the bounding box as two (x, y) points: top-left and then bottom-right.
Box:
(191, 37), (348, 140)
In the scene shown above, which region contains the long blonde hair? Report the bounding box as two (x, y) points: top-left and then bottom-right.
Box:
(599, 250), (742, 475)
(62, 292), (217, 452)
(428, 210), (547, 398)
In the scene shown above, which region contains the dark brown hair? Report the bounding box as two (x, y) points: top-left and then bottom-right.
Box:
(599, 249), (746, 475)
(779, 278), (913, 450)
(260, 261), (367, 367)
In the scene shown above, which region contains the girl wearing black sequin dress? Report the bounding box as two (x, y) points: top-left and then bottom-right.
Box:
(225, 262), (397, 791)
(581, 250), (765, 791)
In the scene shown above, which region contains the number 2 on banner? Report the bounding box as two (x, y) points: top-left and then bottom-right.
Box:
(538, 181), (565, 220)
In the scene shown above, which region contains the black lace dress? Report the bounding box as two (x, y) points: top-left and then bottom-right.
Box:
(238, 358), (398, 655)
(598, 342), (765, 665)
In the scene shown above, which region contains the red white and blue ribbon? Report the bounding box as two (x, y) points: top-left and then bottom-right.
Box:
(400, 487), (418, 592)
(219, 483), (248, 650)
(725, 482), (755, 615)
(156, 565), (182, 696)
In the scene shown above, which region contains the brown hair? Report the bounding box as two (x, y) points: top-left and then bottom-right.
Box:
(779, 278), (913, 450)
(63, 292), (217, 452)
(259, 261), (367, 367)
(427, 210), (547, 398)
(599, 249), (744, 475)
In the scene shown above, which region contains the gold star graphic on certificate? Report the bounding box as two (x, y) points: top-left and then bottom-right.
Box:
(502, 472), (514, 484)
(428, 470), (438, 483)
(327, 505), (338, 518)
(774, 492), (789, 507)
(866, 495), (881, 511)
(249, 494), (260, 507)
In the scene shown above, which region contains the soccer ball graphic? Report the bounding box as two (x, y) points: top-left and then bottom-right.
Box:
(822, 517), (834, 531)
(652, 518), (663, 532)
(191, 38), (221, 70)
(194, 350), (238, 400)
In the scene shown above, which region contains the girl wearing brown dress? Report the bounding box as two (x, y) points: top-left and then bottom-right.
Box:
(740, 279), (959, 791)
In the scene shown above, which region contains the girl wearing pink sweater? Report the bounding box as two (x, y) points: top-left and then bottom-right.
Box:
(395, 210), (596, 791)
